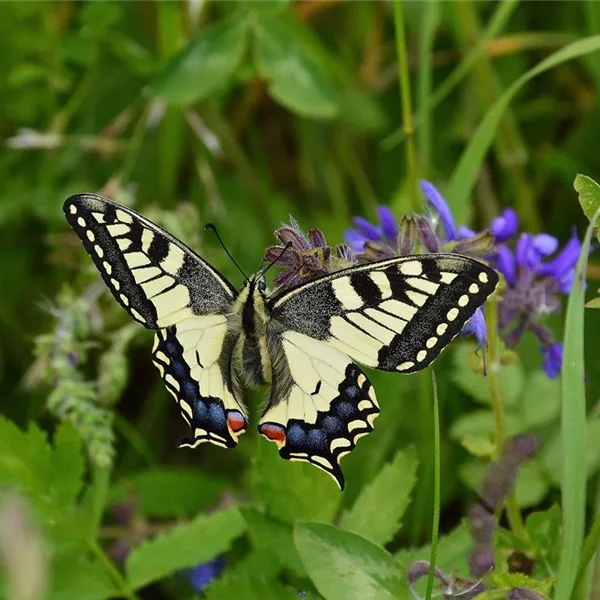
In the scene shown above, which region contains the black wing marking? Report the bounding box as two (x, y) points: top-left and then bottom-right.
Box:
(152, 315), (247, 449)
(258, 331), (379, 490)
(64, 193), (236, 329)
(268, 254), (498, 373)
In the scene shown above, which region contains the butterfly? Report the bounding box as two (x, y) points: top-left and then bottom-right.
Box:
(64, 193), (498, 490)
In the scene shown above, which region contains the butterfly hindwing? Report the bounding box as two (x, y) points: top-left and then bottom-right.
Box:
(152, 315), (247, 449)
(64, 193), (236, 329)
(258, 331), (379, 490)
(269, 254), (498, 373)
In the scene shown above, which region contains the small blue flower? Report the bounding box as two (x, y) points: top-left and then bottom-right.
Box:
(345, 206), (398, 253)
(491, 208), (518, 242)
(189, 557), (225, 594)
(462, 308), (487, 348)
(419, 180), (458, 241)
(537, 230), (581, 293)
(541, 342), (563, 379)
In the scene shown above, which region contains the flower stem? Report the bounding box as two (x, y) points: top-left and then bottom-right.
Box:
(393, 0), (419, 211)
(485, 299), (527, 540)
(425, 371), (441, 600)
(90, 541), (139, 600)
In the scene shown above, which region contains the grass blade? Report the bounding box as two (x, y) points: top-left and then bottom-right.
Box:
(554, 198), (600, 600)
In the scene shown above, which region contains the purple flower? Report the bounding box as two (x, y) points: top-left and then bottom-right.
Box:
(541, 342), (563, 379)
(190, 557), (225, 593)
(346, 206), (399, 253)
(420, 180), (458, 241)
(491, 209), (518, 242)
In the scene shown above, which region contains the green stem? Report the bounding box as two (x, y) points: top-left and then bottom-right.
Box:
(425, 372), (441, 600)
(393, 0), (419, 211)
(574, 506), (600, 594)
(485, 300), (527, 540)
(120, 104), (149, 187)
(417, 0), (440, 176)
(89, 541), (139, 600)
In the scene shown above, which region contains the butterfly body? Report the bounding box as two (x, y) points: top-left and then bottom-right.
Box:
(64, 193), (499, 489)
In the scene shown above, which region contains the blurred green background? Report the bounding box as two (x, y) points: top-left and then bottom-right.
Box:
(2, 1), (600, 599)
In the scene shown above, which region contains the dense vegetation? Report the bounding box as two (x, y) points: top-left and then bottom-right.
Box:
(1, 2), (600, 599)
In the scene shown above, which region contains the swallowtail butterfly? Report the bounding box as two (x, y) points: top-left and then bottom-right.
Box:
(64, 194), (498, 489)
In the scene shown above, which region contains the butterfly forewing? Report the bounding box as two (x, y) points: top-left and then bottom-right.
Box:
(63, 193), (235, 329)
(64, 193), (247, 452)
(268, 254), (499, 373)
(258, 331), (378, 490)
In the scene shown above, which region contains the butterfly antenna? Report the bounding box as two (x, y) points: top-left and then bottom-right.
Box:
(260, 242), (292, 277)
(204, 223), (247, 280)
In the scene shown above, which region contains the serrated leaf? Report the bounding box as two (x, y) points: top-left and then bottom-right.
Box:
(248, 442), (341, 524)
(125, 507), (246, 591)
(294, 522), (406, 600)
(204, 574), (298, 600)
(110, 467), (225, 518)
(575, 174), (600, 241)
(522, 371), (560, 428)
(242, 508), (306, 577)
(51, 423), (84, 505)
(339, 448), (417, 546)
(151, 17), (248, 105)
(253, 14), (338, 119)
(0, 418), (86, 549)
(48, 554), (119, 600)
(460, 434), (495, 458)
(452, 343), (524, 408)
(395, 522), (472, 574)
(491, 572), (555, 597)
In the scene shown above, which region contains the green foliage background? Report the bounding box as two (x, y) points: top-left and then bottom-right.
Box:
(1, 1), (600, 599)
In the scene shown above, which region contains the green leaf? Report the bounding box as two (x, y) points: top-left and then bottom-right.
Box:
(446, 36), (600, 223)
(294, 522), (406, 600)
(575, 174), (600, 240)
(51, 423), (84, 506)
(125, 507), (246, 591)
(395, 522), (472, 574)
(205, 575), (298, 600)
(521, 371), (561, 428)
(253, 14), (338, 119)
(48, 554), (119, 600)
(460, 434), (495, 458)
(555, 201), (600, 600)
(525, 504), (561, 563)
(242, 508), (306, 577)
(450, 410), (524, 441)
(248, 441), (341, 524)
(150, 17), (249, 105)
(339, 448), (417, 546)
(490, 572), (555, 597)
(0, 418), (86, 549)
(541, 418), (600, 484)
(452, 343), (524, 408)
(110, 467), (224, 519)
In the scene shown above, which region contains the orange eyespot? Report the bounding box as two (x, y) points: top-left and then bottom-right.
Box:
(259, 423), (286, 445)
(227, 411), (246, 433)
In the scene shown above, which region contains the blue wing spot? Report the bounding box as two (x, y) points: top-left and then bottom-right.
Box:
(194, 400), (208, 419)
(307, 429), (326, 449)
(208, 403), (226, 427)
(164, 341), (178, 355)
(336, 401), (355, 417)
(343, 384), (360, 400)
(182, 380), (198, 400)
(322, 416), (342, 433)
(171, 360), (186, 377)
(287, 424), (306, 444)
